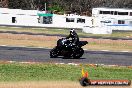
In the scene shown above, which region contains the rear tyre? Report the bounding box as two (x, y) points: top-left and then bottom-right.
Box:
(50, 47), (59, 58)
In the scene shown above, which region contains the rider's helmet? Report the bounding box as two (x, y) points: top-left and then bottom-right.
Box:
(70, 29), (75, 36)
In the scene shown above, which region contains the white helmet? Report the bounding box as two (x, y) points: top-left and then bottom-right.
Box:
(70, 29), (75, 32)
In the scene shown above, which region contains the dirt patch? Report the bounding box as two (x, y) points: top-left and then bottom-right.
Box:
(0, 33), (60, 41)
(0, 33), (132, 51)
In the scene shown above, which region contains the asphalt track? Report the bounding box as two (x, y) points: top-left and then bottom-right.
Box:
(0, 46), (132, 66)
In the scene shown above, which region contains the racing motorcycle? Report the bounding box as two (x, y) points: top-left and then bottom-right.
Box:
(50, 38), (88, 59)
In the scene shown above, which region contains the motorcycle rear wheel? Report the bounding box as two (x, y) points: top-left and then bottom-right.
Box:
(50, 47), (59, 58)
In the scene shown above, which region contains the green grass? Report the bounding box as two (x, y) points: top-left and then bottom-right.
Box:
(0, 63), (131, 82)
(0, 27), (70, 35)
(0, 26), (132, 38)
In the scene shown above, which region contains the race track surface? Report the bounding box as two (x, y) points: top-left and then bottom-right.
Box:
(0, 46), (132, 66)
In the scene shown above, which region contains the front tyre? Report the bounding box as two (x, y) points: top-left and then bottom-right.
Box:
(50, 47), (59, 58)
(71, 48), (84, 59)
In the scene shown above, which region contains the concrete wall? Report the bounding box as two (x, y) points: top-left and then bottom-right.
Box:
(0, 8), (92, 28)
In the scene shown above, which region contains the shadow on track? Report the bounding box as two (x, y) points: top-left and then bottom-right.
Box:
(62, 57), (86, 60)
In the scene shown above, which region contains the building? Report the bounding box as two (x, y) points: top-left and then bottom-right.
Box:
(83, 8), (132, 34)
(0, 7), (132, 34)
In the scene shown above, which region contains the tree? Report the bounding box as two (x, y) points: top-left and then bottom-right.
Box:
(7, 0), (132, 13)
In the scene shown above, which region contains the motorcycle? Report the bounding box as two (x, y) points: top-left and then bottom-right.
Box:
(50, 38), (88, 59)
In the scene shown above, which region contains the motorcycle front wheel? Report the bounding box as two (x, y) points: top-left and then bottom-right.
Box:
(71, 48), (84, 59)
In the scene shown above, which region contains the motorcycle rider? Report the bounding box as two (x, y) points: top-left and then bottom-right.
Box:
(50, 28), (88, 58)
(66, 29), (79, 46)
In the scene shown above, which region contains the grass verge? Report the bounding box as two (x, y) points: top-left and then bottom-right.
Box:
(0, 63), (131, 82)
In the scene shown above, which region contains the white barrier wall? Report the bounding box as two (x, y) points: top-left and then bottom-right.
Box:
(52, 14), (91, 28)
(82, 26), (112, 34)
(0, 8), (91, 29)
(0, 8), (39, 26)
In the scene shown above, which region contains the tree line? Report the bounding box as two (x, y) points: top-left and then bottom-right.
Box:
(8, 0), (132, 15)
